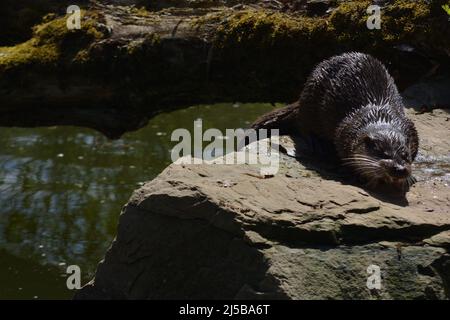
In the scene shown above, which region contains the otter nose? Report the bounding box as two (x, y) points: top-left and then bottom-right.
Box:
(389, 164), (409, 178)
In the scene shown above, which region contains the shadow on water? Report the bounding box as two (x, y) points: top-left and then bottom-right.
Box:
(0, 102), (278, 299)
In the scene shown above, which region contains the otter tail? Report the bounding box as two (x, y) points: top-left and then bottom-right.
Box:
(250, 101), (299, 135)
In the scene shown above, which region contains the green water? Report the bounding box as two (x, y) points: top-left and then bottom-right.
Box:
(0, 103), (277, 299)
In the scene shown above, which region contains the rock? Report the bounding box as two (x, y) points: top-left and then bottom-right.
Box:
(424, 231), (450, 250)
(403, 76), (450, 110)
(76, 109), (450, 299)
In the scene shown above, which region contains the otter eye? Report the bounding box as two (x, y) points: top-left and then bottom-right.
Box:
(364, 138), (386, 157)
(375, 150), (390, 159)
(400, 151), (409, 161)
(364, 137), (375, 149)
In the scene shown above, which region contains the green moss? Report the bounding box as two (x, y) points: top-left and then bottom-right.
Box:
(126, 33), (161, 56)
(194, 9), (331, 99)
(130, 6), (151, 17)
(137, 0), (232, 10)
(328, 0), (431, 43)
(0, 10), (105, 73)
(214, 10), (327, 47)
(328, 1), (371, 42)
(187, 0), (449, 102)
(0, 43), (57, 71)
(0, 0), (448, 108)
(382, 1), (433, 42)
(207, 0), (449, 54)
(0, 0), (90, 46)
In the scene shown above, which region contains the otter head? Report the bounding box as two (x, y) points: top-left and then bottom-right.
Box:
(345, 124), (414, 188)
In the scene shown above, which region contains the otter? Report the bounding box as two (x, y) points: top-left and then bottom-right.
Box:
(252, 52), (419, 189)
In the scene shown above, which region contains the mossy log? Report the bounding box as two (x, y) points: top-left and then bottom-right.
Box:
(0, 0), (449, 138)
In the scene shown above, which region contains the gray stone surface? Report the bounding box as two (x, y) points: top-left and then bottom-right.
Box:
(76, 109), (450, 299)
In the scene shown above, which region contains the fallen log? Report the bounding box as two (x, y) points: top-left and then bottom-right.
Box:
(0, 0), (449, 138)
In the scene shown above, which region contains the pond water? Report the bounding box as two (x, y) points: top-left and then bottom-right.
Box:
(0, 103), (278, 299)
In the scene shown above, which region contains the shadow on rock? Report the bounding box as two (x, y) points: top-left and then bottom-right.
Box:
(281, 134), (410, 207)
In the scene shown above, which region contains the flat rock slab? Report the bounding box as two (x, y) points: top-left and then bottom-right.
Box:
(76, 109), (450, 299)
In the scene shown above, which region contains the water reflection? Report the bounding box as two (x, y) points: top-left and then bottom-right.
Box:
(0, 103), (277, 299)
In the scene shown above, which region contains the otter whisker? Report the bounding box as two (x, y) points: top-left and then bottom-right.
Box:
(343, 162), (381, 170)
(354, 168), (383, 178)
(343, 161), (380, 167)
(342, 158), (380, 164)
(352, 168), (381, 174)
(347, 162), (380, 167)
(342, 159), (380, 167)
(406, 175), (417, 188)
(342, 156), (379, 162)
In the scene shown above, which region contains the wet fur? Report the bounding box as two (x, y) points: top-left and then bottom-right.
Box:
(252, 52), (419, 188)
